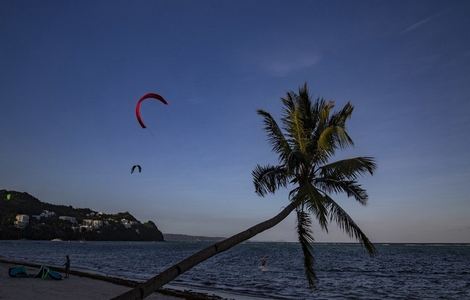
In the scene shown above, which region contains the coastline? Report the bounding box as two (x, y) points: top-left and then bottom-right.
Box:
(0, 258), (225, 300)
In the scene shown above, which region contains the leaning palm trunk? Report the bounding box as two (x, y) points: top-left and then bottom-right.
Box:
(112, 198), (301, 300)
(114, 84), (376, 299)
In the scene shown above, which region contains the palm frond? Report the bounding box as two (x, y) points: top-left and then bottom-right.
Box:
(299, 183), (329, 232)
(312, 99), (335, 139)
(286, 150), (309, 175)
(320, 157), (376, 180)
(297, 83), (315, 135)
(296, 208), (317, 288)
(315, 177), (369, 205)
(280, 90), (312, 154)
(317, 126), (354, 153)
(311, 101), (354, 164)
(288, 186), (301, 201)
(286, 107), (309, 153)
(252, 164), (288, 197)
(257, 110), (292, 163)
(280, 92), (297, 143)
(281, 91), (296, 117)
(323, 194), (376, 255)
(328, 102), (354, 127)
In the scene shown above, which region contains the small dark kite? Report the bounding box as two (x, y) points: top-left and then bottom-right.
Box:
(131, 165), (142, 174)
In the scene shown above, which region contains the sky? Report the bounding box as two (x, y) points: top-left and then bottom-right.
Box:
(1, 0), (469, 243)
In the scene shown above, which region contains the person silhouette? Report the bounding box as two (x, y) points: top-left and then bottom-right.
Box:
(261, 256), (267, 267)
(64, 255), (70, 278)
(260, 255), (268, 271)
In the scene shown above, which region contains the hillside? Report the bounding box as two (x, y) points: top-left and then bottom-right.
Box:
(0, 190), (163, 241)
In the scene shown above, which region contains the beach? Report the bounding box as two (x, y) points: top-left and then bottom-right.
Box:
(0, 262), (181, 300)
(0, 259), (227, 300)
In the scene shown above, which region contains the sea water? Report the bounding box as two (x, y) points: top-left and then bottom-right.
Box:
(0, 241), (469, 299)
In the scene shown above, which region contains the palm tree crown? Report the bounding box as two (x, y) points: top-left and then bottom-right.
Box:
(252, 83), (377, 287)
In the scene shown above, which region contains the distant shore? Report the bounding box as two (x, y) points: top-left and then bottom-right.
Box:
(0, 258), (224, 300)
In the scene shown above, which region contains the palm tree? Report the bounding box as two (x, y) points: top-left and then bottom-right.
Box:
(113, 83), (376, 300)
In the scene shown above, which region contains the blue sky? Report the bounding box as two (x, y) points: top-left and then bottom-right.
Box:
(1, 0), (469, 242)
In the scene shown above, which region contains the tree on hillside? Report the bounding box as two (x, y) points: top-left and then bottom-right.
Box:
(113, 83), (377, 299)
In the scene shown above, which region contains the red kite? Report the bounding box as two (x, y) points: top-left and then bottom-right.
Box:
(135, 93), (168, 128)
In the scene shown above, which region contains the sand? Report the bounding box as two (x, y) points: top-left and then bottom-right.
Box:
(0, 262), (180, 300)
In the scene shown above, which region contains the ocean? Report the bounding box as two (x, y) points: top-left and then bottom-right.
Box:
(0, 241), (469, 299)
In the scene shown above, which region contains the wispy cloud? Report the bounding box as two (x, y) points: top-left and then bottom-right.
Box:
(401, 15), (435, 34)
(263, 53), (321, 77)
(401, 9), (450, 34)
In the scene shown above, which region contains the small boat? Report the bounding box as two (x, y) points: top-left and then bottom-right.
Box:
(51, 238), (62, 242)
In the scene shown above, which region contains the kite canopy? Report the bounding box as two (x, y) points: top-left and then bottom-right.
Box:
(135, 93), (168, 128)
(131, 165), (142, 174)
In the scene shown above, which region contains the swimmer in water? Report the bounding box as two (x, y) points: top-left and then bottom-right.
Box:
(260, 255), (268, 270)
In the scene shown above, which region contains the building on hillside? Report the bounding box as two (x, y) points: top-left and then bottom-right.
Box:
(121, 219), (132, 228)
(79, 225), (91, 232)
(32, 210), (55, 220)
(121, 219), (138, 228)
(14, 215), (29, 228)
(59, 216), (77, 224)
(92, 220), (103, 228)
(82, 219), (103, 230)
(82, 219), (94, 226)
(40, 210), (55, 218)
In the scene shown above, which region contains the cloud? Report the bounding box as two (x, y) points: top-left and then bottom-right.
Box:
(401, 9), (451, 34)
(401, 15), (436, 34)
(263, 53), (321, 77)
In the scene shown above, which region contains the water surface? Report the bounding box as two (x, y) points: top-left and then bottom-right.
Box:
(1, 241), (469, 299)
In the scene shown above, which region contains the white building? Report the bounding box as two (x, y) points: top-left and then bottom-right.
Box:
(79, 225), (92, 232)
(82, 219), (103, 229)
(121, 219), (132, 228)
(92, 220), (103, 228)
(32, 210), (55, 220)
(31, 210), (55, 221)
(40, 210), (55, 218)
(82, 219), (94, 226)
(14, 215), (29, 228)
(59, 216), (77, 224)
